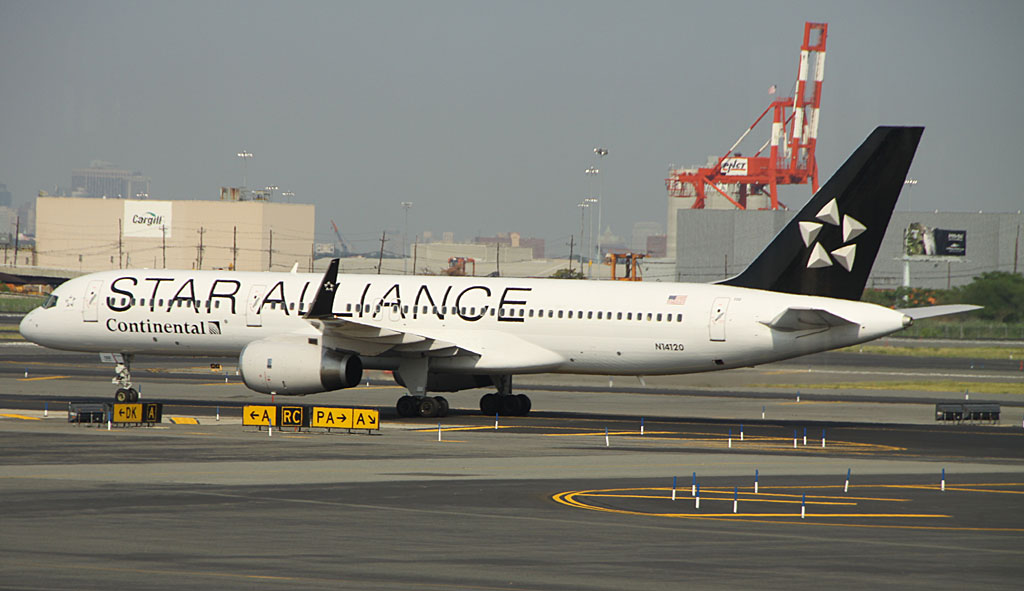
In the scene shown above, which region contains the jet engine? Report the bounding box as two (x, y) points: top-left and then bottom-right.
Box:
(239, 337), (362, 395)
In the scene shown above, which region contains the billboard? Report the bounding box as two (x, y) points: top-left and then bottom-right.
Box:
(904, 223), (965, 257)
(124, 200), (172, 238)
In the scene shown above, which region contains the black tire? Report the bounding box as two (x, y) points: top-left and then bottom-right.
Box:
(128, 388), (139, 403)
(418, 396), (440, 418)
(434, 396), (450, 417)
(500, 394), (523, 416)
(516, 394), (532, 415)
(480, 393), (499, 415)
(396, 396), (418, 418)
(114, 388), (130, 403)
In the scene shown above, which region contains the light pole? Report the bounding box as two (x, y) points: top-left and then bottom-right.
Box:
(401, 201), (413, 274)
(593, 147), (608, 268)
(903, 178), (918, 211)
(584, 197), (598, 277)
(578, 201), (589, 274)
(237, 151), (253, 187)
(281, 191), (294, 203)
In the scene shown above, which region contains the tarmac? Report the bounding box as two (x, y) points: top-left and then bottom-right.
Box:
(1, 343), (1022, 590)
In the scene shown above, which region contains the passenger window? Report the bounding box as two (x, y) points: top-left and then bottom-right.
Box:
(529, 309), (534, 317)
(627, 313), (632, 320)
(558, 310), (563, 318)
(617, 312), (623, 320)
(215, 300), (220, 309)
(677, 314), (683, 322)
(597, 312), (602, 319)
(568, 311), (574, 319)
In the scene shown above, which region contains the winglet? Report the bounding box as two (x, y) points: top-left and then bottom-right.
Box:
(304, 258), (340, 319)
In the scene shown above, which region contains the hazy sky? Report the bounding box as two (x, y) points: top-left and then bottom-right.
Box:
(2, 1), (1021, 255)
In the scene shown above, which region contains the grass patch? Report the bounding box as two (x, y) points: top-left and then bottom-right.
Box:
(841, 345), (1024, 360)
(0, 295), (44, 314)
(0, 325), (24, 342)
(757, 381), (1024, 395)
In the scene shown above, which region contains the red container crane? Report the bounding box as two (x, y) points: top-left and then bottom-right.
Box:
(666, 22), (828, 210)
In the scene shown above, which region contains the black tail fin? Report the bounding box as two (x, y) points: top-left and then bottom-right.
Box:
(304, 258), (340, 319)
(721, 126), (923, 300)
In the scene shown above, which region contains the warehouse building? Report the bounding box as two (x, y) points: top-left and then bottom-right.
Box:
(34, 196), (314, 272)
(674, 209), (1023, 289)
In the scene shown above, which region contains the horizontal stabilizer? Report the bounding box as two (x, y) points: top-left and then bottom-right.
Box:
(763, 307), (857, 332)
(897, 304), (982, 320)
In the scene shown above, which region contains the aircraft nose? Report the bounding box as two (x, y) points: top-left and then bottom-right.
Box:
(19, 309), (40, 343)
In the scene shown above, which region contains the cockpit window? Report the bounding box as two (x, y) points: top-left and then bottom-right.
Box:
(42, 294), (59, 309)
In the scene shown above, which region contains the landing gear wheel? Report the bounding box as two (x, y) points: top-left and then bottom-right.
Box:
(516, 394), (531, 415)
(500, 394), (523, 417)
(480, 393), (499, 415)
(128, 388), (139, 403)
(434, 396), (450, 417)
(114, 388), (131, 403)
(418, 396), (440, 418)
(396, 395), (418, 418)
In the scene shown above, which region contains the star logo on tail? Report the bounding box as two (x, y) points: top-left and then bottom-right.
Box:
(798, 198), (866, 272)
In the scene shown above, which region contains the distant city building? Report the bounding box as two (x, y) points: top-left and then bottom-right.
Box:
(0, 183), (11, 207)
(474, 232), (545, 259)
(631, 222), (662, 253)
(71, 161), (151, 199)
(646, 234), (667, 257)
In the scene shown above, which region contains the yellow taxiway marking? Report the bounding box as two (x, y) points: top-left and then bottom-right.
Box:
(169, 417), (200, 425)
(553, 484), (1024, 532)
(16, 375), (69, 382)
(0, 413), (42, 420)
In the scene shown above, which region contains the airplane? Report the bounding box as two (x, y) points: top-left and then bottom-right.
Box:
(19, 126), (979, 418)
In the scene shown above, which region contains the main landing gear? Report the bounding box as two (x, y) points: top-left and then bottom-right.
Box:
(478, 375), (531, 417)
(396, 395), (450, 418)
(112, 354), (140, 403)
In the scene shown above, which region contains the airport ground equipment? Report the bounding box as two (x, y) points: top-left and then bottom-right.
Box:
(935, 403), (1000, 423)
(666, 21), (828, 210)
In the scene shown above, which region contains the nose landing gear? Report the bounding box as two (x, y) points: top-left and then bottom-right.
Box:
(111, 354), (139, 403)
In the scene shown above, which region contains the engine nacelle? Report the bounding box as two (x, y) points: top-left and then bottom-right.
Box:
(239, 337), (362, 395)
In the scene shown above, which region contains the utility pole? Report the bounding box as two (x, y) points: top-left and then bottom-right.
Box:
(161, 225), (167, 268)
(232, 226), (237, 270)
(377, 231), (387, 274)
(268, 229), (273, 270)
(496, 242), (501, 277)
(118, 218), (123, 269)
(13, 216), (19, 267)
(568, 235), (575, 274)
(197, 227), (205, 270)
(401, 201), (413, 274)
(412, 240), (418, 275)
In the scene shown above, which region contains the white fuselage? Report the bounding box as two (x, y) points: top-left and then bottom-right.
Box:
(19, 268), (909, 377)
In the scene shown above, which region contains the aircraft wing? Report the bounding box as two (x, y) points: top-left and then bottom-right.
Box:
(304, 260), (562, 370)
(762, 307), (858, 332)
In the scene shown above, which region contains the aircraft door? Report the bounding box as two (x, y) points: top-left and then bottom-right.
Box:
(247, 284), (265, 327)
(82, 280), (104, 322)
(709, 297), (730, 342)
